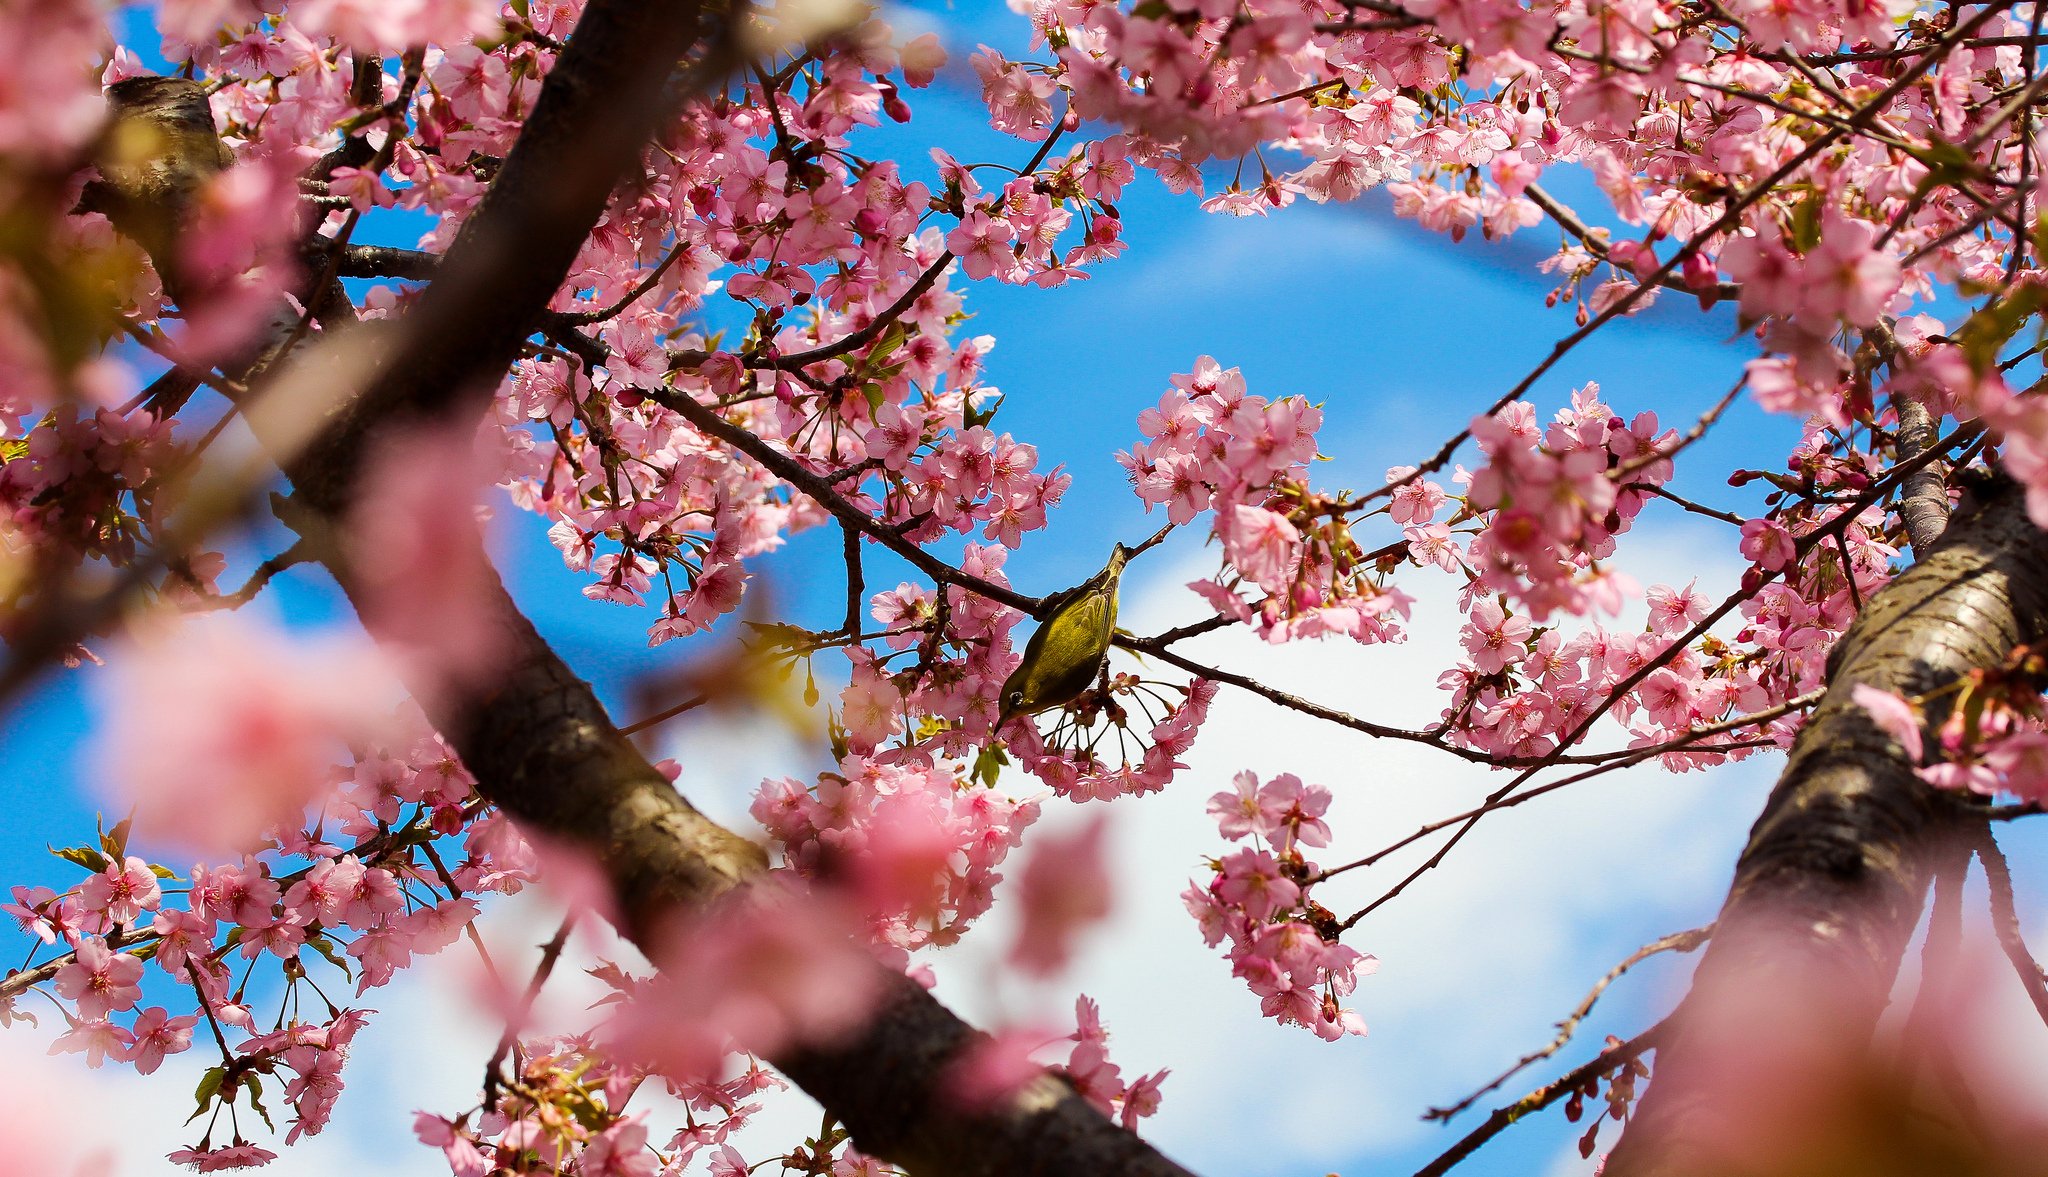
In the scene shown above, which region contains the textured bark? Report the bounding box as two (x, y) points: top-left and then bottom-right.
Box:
(91, 4), (1200, 1173)
(1893, 393), (1952, 553)
(777, 979), (1199, 1176)
(1603, 477), (2048, 1177)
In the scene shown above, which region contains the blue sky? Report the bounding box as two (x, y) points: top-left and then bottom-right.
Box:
(14, 4), (2048, 1175)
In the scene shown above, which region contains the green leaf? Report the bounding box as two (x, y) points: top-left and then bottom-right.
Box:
(971, 744), (1009, 789)
(1953, 284), (2048, 374)
(188, 1067), (225, 1124)
(964, 391), (1006, 430)
(306, 934), (354, 980)
(1914, 137), (1982, 191)
(101, 816), (132, 860)
(245, 1075), (276, 1132)
(1787, 190), (1822, 255)
(50, 845), (109, 874)
(865, 322), (907, 365)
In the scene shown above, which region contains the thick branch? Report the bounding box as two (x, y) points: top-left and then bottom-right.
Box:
(282, 0), (729, 515)
(1604, 476), (2048, 1176)
(336, 243), (440, 281)
(1892, 392), (1951, 553)
(103, 4), (1197, 1173)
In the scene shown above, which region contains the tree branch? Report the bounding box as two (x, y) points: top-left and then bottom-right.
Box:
(1413, 1022), (1665, 1177)
(1965, 822), (2048, 1027)
(1426, 926), (1711, 1124)
(95, 4), (1199, 1173)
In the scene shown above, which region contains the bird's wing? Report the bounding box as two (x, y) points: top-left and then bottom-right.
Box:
(1036, 589), (1114, 708)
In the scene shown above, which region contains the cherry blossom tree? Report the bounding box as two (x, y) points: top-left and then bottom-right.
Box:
(5, 0), (2048, 1172)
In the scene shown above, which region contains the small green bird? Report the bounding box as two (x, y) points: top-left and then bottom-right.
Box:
(998, 543), (1130, 730)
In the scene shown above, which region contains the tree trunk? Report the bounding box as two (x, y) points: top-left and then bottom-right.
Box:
(1603, 475), (2048, 1176)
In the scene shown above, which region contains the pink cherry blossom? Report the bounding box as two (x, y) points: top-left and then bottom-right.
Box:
(125, 1006), (197, 1075)
(1850, 685), (1923, 764)
(54, 937), (144, 1020)
(78, 856), (161, 929)
(1010, 814), (1113, 976)
(96, 615), (398, 856)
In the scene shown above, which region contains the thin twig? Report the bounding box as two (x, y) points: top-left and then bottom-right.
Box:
(1412, 1021), (1666, 1177)
(482, 914), (579, 1103)
(1426, 926), (1711, 1124)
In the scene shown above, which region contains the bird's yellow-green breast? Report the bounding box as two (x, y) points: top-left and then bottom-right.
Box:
(998, 544), (1129, 727)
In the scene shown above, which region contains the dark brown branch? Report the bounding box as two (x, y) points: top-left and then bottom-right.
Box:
(1604, 476), (2048, 1176)
(1892, 391), (1952, 553)
(1524, 183), (1742, 303)
(337, 244), (440, 281)
(1313, 691), (1821, 886)
(643, 384), (1041, 616)
(282, 0), (734, 516)
(483, 914), (578, 1102)
(107, 7), (1198, 1174)
(1964, 822), (2048, 1027)
(1413, 1022), (1665, 1177)
(1427, 927), (1711, 1123)
(620, 693), (709, 737)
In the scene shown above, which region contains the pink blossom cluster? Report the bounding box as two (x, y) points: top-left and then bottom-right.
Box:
(1459, 384), (1677, 621)
(940, 139), (1133, 286)
(972, 0), (2046, 372)
(1, 691), (556, 1169)
(1121, 357), (1413, 644)
(1436, 593), (1800, 765)
(1058, 996), (1170, 1128)
(845, 549), (1026, 752)
(1184, 771), (1374, 1041)
(752, 755), (1042, 951)
(1732, 503), (1895, 698)
(1855, 680), (2048, 804)
(1721, 215), (1904, 380)
(950, 996), (1168, 1131)
(413, 1031), (786, 1177)
(0, 406), (178, 602)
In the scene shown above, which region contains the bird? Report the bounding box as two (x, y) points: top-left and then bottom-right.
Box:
(76, 75), (232, 299)
(73, 76), (235, 418)
(997, 542), (1130, 731)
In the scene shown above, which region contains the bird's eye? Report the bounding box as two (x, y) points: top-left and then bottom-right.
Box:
(1007, 689), (1023, 707)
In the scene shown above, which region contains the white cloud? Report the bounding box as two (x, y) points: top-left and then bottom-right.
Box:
(915, 520), (1779, 1176)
